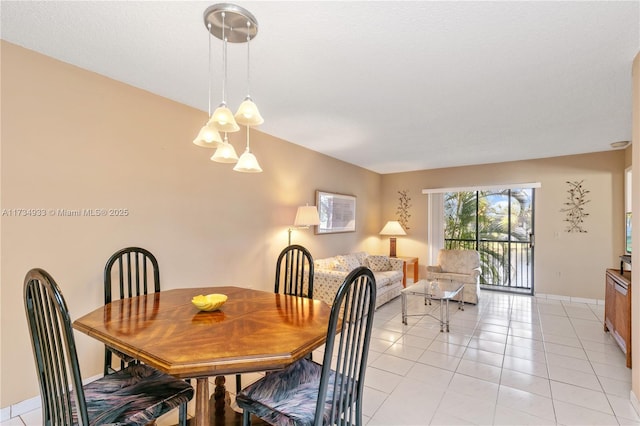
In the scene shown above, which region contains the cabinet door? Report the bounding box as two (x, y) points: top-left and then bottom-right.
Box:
(614, 279), (630, 353)
(605, 273), (616, 331)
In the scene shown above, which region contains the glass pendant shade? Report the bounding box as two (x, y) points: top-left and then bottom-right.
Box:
(233, 147), (262, 173)
(208, 103), (240, 132)
(193, 122), (222, 148)
(210, 135), (239, 163)
(235, 97), (264, 126)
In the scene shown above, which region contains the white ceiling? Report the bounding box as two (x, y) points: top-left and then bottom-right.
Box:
(2, 1), (638, 174)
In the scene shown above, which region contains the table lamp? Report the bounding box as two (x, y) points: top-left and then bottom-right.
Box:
(288, 205), (320, 245)
(379, 220), (406, 257)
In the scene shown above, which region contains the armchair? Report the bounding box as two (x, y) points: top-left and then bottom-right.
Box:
(426, 249), (481, 304)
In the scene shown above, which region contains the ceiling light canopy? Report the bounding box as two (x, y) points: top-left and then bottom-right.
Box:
(610, 140), (630, 149)
(193, 3), (264, 173)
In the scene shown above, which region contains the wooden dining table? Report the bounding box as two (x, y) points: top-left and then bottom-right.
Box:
(73, 286), (333, 426)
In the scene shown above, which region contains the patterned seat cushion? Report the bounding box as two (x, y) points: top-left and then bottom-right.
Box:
(236, 358), (356, 426)
(76, 364), (193, 425)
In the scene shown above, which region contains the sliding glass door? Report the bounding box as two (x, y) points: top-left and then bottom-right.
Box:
(444, 188), (535, 294)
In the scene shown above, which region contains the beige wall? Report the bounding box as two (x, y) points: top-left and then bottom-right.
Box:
(0, 41), (381, 407)
(382, 151), (627, 300)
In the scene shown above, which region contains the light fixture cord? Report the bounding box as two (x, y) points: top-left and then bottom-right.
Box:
(221, 12), (227, 104)
(246, 125), (250, 150)
(207, 23), (212, 116)
(246, 21), (251, 96)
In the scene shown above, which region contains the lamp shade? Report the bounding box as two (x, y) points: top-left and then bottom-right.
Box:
(233, 148), (262, 173)
(193, 123), (222, 148)
(208, 103), (240, 133)
(235, 97), (264, 126)
(294, 205), (320, 227)
(210, 136), (239, 163)
(379, 221), (407, 236)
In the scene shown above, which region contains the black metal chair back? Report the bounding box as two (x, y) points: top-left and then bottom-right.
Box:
(315, 266), (376, 425)
(103, 247), (189, 426)
(104, 246), (160, 304)
(237, 266), (376, 425)
(103, 247), (160, 375)
(274, 244), (314, 298)
(24, 268), (88, 425)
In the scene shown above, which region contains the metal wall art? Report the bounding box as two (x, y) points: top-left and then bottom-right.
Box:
(396, 190), (412, 230)
(561, 180), (590, 233)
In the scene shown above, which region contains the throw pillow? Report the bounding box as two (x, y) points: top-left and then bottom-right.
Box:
(335, 255), (360, 272)
(331, 256), (347, 272)
(366, 255), (391, 272)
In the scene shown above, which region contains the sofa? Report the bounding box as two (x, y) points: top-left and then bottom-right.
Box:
(313, 252), (403, 309)
(425, 249), (481, 304)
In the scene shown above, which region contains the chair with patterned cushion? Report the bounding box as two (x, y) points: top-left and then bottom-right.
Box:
(237, 266), (376, 426)
(24, 268), (194, 426)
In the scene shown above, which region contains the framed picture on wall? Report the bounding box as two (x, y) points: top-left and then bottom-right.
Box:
(315, 190), (356, 234)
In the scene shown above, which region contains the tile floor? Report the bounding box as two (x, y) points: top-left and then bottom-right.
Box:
(4, 290), (640, 425)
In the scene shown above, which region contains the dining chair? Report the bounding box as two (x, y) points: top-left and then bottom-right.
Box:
(275, 244), (315, 363)
(104, 247), (190, 426)
(237, 266), (377, 426)
(103, 246), (160, 375)
(274, 244), (314, 298)
(24, 267), (194, 426)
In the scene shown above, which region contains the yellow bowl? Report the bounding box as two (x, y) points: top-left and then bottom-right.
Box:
(191, 293), (227, 311)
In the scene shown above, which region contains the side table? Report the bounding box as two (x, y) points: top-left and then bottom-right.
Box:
(395, 256), (419, 287)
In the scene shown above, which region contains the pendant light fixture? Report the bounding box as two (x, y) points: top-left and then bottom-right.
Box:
(234, 21), (263, 127)
(196, 4), (264, 172)
(211, 133), (239, 163)
(193, 23), (222, 148)
(233, 126), (262, 173)
(208, 20), (239, 133)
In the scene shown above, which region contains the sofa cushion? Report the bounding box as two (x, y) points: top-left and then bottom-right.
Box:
(366, 255), (391, 272)
(373, 270), (401, 287)
(335, 254), (361, 272)
(314, 258), (336, 271)
(354, 252), (368, 265)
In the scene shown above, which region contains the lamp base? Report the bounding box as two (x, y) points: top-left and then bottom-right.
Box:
(389, 237), (397, 257)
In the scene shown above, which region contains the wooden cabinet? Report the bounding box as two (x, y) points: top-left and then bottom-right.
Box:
(604, 269), (632, 368)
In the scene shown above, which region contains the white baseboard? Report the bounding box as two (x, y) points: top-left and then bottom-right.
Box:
(1, 373), (102, 421)
(535, 292), (603, 305)
(0, 405), (11, 421)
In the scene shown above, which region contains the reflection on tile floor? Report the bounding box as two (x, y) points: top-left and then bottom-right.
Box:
(4, 290), (640, 425)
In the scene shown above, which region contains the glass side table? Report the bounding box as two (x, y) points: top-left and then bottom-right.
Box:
(401, 279), (464, 332)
